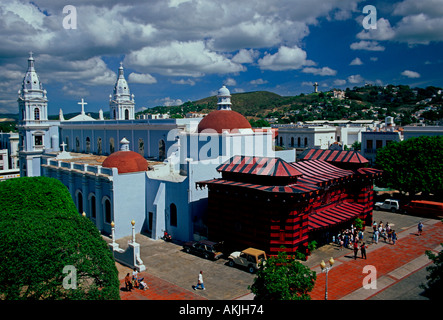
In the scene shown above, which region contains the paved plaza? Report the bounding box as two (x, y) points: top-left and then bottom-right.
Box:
(111, 210), (442, 300)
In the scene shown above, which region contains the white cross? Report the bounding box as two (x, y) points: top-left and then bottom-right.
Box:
(78, 98), (87, 114)
(60, 142), (67, 152)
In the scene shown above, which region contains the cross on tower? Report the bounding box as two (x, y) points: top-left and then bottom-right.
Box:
(60, 142), (67, 152)
(78, 98), (87, 114)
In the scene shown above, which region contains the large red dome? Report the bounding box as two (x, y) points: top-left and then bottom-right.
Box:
(197, 110), (252, 133)
(102, 150), (148, 174)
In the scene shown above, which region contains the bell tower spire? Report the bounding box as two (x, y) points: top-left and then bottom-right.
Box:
(109, 62), (135, 120)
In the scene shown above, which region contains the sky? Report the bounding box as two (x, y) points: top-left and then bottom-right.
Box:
(1, 0), (443, 115)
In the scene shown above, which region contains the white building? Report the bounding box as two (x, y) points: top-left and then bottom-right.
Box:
(17, 54), (293, 242)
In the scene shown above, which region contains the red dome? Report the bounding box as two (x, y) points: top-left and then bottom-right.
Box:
(197, 110), (252, 133)
(102, 151), (148, 174)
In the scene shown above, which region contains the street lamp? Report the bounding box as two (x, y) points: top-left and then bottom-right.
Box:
(320, 257), (335, 300)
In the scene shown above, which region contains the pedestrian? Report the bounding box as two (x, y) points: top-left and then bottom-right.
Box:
(124, 273), (132, 291)
(418, 221), (423, 236)
(360, 242), (367, 259)
(132, 267), (139, 288)
(339, 236), (344, 250)
(358, 230), (363, 242)
(193, 270), (205, 290)
(373, 229), (379, 244)
(373, 221), (377, 232)
(353, 241), (359, 260)
(392, 230), (397, 245)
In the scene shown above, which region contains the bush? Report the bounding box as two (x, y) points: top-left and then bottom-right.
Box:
(0, 177), (120, 300)
(0, 176), (78, 214)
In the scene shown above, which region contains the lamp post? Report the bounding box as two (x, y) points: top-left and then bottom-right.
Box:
(131, 219), (136, 244)
(111, 221), (116, 246)
(320, 257), (335, 300)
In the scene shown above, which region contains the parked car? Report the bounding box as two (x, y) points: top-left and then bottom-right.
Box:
(183, 240), (224, 260)
(374, 199), (400, 212)
(403, 200), (443, 219)
(227, 248), (267, 273)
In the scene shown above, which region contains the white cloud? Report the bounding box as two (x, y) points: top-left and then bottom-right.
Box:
(302, 66), (337, 76)
(125, 41), (245, 77)
(347, 74), (364, 84)
(232, 49), (260, 64)
(357, 18), (396, 41)
(258, 46), (315, 71)
(170, 78), (196, 86)
(128, 72), (157, 84)
(158, 97), (183, 106)
(350, 57), (363, 65)
(249, 78), (268, 85)
(224, 78), (237, 86)
(350, 41), (385, 51)
(334, 79), (347, 86)
(401, 70), (421, 78)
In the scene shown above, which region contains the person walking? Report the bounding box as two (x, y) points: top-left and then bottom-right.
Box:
(418, 221), (423, 236)
(360, 242), (367, 259)
(193, 271), (205, 290)
(392, 230), (397, 245)
(124, 273), (132, 292)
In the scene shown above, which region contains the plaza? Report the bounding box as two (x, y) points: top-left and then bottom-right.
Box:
(113, 210), (442, 300)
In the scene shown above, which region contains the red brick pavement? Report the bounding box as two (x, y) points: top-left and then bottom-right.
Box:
(310, 221), (443, 300)
(119, 272), (206, 300)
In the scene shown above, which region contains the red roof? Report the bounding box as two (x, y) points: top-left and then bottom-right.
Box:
(291, 159), (354, 186)
(308, 203), (365, 230)
(197, 110), (252, 133)
(197, 178), (319, 195)
(102, 151), (148, 174)
(217, 155), (303, 177)
(297, 148), (369, 164)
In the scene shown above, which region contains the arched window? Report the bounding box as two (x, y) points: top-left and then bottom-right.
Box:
(279, 136), (283, 146)
(104, 198), (111, 223)
(125, 109), (129, 120)
(170, 203), (177, 227)
(109, 138), (115, 154)
(97, 137), (102, 155)
(76, 191), (83, 214)
(65, 136), (69, 151)
(304, 137), (308, 147)
(158, 139), (165, 161)
(86, 137), (91, 153)
(138, 138), (144, 156)
(34, 107), (40, 120)
(113, 109), (116, 119)
(89, 194), (96, 219)
(75, 137), (80, 152)
(291, 137), (294, 147)
(297, 137), (301, 147)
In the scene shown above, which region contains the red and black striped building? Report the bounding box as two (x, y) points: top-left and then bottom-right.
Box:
(196, 149), (382, 256)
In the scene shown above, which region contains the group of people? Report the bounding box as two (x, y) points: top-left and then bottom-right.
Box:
(371, 221), (398, 245)
(333, 226), (368, 260)
(124, 268), (148, 291)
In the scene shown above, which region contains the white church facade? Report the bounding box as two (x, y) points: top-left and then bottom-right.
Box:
(17, 54), (294, 242)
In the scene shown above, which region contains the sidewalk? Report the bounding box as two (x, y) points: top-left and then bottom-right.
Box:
(117, 213), (442, 300)
(309, 219), (442, 300)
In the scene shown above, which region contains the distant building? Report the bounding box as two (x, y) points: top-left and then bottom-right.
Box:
(403, 125), (443, 140)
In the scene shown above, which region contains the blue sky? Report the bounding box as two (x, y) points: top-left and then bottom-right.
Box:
(0, 0), (442, 115)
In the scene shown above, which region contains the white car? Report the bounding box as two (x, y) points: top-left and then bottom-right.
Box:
(374, 199), (400, 212)
(227, 248), (267, 273)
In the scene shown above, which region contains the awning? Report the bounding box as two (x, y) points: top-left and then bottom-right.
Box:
(308, 202), (365, 231)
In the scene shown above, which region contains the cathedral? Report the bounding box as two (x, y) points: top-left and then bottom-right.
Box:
(17, 53), (287, 242)
(17, 53), (381, 255)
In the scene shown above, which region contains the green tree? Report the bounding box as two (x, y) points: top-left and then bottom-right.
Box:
(0, 177), (120, 300)
(420, 242), (443, 299)
(249, 250), (316, 300)
(375, 136), (443, 197)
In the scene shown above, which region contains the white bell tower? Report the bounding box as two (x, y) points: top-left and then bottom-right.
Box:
(17, 52), (60, 177)
(109, 62), (135, 120)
